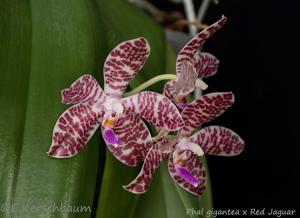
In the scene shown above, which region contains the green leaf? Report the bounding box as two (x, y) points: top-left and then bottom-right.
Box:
(0, 0), (105, 217)
(96, 152), (140, 218)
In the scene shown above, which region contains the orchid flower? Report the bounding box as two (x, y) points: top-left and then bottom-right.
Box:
(164, 16), (226, 110)
(47, 37), (184, 166)
(124, 92), (245, 196)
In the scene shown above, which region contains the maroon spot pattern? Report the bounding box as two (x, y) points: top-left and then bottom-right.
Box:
(104, 37), (150, 98)
(181, 92), (235, 136)
(174, 62), (198, 96)
(163, 80), (189, 111)
(48, 102), (101, 157)
(190, 126), (245, 156)
(168, 153), (206, 197)
(164, 62), (198, 104)
(163, 80), (176, 100)
(103, 110), (153, 166)
(124, 143), (168, 193)
(176, 16), (227, 76)
(49, 37), (187, 161)
(121, 91), (184, 131)
(61, 74), (106, 105)
(193, 52), (220, 78)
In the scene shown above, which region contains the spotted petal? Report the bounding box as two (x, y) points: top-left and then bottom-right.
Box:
(190, 126), (245, 156)
(121, 91), (184, 131)
(168, 153), (206, 197)
(193, 52), (220, 78)
(103, 111), (153, 166)
(48, 102), (102, 158)
(123, 143), (167, 193)
(176, 16), (227, 76)
(163, 62), (198, 100)
(181, 92), (235, 136)
(163, 80), (176, 100)
(61, 74), (106, 105)
(103, 37), (150, 98)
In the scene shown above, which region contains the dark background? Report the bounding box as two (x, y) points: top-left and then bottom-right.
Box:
(152, 0), (299, 211)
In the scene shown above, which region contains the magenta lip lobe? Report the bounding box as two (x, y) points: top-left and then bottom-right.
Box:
(175, 102), (188, 110)
(103, 128), (122, 147)
(175, 165), (199, 187)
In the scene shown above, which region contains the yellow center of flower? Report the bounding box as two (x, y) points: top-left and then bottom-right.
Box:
(174, 95), (185, 103)
(103, 117), (116, 129)
(174, 156), (188, 165)
(102, 98), (124, 129)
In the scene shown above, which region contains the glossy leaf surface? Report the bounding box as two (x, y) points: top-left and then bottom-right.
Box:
(0, 0), (105, 217)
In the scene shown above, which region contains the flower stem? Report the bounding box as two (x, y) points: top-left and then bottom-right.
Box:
(124, 74), (177, 96)
(197, 0), (210, 23)
(183, 0), (198, 36)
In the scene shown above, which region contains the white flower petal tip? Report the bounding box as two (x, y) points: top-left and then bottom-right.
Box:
(195, 79), (208, 90)
(189, 142), (204, 156)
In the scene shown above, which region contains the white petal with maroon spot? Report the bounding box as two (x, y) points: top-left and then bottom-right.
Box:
(123, 143), (167, 193)
(61, 74), (106, 105)
(103, 111), (153, 166)
(193, 52), (220, 78)
(48, 102), (102, 158)
(103, 37), (150, 98)
(176, 16), (227, 76)
(181, 92), (235, 136)
(190, 126), (245, 156)
(163, 62), (198, 102)
(168, 153), (206, 197)
(121, 91), (184, 131)
(163, 81), (189, 111)
(163, 80), (176, 100)
(174, 61), (198, 96)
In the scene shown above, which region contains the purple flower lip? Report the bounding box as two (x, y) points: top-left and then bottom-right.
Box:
(103, 128), (122, 147)
(175, 165), (199, 187)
